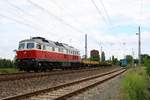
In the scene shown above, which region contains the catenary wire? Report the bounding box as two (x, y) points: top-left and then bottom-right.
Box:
(49, 0), (81, 25)
(98, 0), (113, 26)
(3, 0), (65, 37)
(27, 0), (84, 34)
(90, 0), (112, 33)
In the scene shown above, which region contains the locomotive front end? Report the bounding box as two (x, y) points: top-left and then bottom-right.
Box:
(16, 39), (38, 71)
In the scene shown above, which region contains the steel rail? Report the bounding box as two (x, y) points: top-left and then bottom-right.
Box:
(1, 68), (125, 100)
(55, 69), (126, 100)
(0, 67), (109, 82)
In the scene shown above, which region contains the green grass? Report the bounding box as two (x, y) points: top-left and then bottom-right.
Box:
(122, 67), (150, 100)
(0, 67), (20, 74)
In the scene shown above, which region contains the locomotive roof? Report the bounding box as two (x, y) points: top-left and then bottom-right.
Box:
(19, 37), (79, 51)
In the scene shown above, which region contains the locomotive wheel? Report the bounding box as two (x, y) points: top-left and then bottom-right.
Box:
(34, 69), (39, 72)
(26, 68), (30, 72)
(38, 62), (42, 72)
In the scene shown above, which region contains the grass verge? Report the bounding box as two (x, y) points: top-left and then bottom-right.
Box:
(0, 67), (19, 74)
(121, 67), (150, 100)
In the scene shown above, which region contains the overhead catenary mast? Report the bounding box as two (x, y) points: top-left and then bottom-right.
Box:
(138, 26), (141, 66)
(85, 34), (87, 59)
(136, 26), (141, 66)
(132, 48), (134, 67)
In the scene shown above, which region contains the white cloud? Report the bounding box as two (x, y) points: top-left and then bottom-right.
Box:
(0, 0), (150, 59)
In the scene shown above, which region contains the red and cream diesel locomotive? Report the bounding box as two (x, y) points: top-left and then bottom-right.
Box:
(16, 37), (81, 72)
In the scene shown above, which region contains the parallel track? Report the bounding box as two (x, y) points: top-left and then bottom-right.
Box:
(2, 68), (126, 100)
(0, 67), (113, 82)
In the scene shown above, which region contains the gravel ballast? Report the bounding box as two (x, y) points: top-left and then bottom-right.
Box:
(69, 72), (123, 100)
(0, 67), (119, 99)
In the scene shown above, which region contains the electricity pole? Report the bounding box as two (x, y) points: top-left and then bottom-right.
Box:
(136, 26), (141, 66)
(85, 34), (87, 59)
(123, 42), (126, 59)
(101, 46), (102, 62)
(99, 42), (103, 62)
(138, 26), (141, 66)
(132, 48), (134, 67)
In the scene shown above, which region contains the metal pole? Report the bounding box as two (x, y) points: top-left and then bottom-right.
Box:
(99, 42), (103, 62)
(123, 42), (126, 59)
(85, 34), (87, 59)
(132, 48), (134, 67)
(138, 26), (141, 66)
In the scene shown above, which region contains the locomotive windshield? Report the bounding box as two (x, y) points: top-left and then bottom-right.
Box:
(19, 43), (25, 50)
(27, 43), (34, 49)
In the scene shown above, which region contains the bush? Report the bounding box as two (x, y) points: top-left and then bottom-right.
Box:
(123, 69), (149, 100)
(144, 57), (150, 76)
(0, 58), (15, 68)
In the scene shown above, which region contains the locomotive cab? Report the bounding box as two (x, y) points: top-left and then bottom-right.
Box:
(16, 40), (42, 71)
(17, 40), (44, 59)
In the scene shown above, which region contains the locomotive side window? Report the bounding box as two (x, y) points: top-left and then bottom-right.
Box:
(52, 47), (55, 51)
(59, 48), (63, 52)
(68, 50), (70, 54)
(55, 48), (58, 52)
(63, 49), (66, 54)
(36, 44), (41, 49)
(75, 51), (77, 55)
(43, 45), (46, 50)
(19, 43), (25, 50)
(66, 49), (68, 54)
(58, 48), (61, 52)
(61, 48), (64, 52)
(45, 45), (52, 51)
(27, 43), (34, 49)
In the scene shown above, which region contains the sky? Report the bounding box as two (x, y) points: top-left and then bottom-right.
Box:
(0, 0), (150, 60)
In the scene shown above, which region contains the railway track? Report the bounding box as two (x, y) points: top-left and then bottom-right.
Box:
(2, 68), (126, 100)
(0, 67), (113, 82)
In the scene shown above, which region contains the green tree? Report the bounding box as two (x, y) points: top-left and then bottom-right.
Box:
(126, 55), (133, 65)
(111, 55), (118, 65)
(141, 54), (150, 64)
(101, 51), (105, 62)
(0, 58), (15, 68)
(143, 55), (150, 76)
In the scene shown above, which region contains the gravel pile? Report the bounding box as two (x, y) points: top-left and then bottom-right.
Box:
(0, 66), (119, 99)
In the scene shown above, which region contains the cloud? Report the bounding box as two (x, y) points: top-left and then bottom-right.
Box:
(0, 0), (150, 59)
